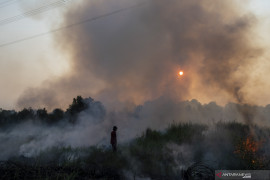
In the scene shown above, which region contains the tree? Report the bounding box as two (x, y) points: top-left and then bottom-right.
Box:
(48, 108), (64, 123)
(66, 96), (88, 123)
(17, 108), (34, 121)
(36, 108), (48, 121)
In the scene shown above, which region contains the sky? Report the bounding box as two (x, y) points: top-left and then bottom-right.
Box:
(0, 0), (71, 109)
(1, 0), (270, 110)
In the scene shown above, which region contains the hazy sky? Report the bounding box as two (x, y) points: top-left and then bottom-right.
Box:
(1, 0), (270, 110)
(0, 0), (71, 109)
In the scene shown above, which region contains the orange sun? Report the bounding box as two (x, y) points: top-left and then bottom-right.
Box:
(179, 71), (184, 76)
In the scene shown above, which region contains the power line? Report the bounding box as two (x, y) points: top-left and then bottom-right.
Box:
(0, 0), (14, 5)
(0, 0), (71, 26)
(0, 0), (17, 9)
(0, 0), (72, 26)
(0, 2), (146, 48)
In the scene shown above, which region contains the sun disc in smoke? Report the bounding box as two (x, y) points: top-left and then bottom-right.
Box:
(179, 71), (184, 76)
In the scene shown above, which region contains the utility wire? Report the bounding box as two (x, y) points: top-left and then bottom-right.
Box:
(0, 2), (146, 48)
(0, 0), (18, 9)
(0, 0), (14, 5)
(0, 0), (72, 26)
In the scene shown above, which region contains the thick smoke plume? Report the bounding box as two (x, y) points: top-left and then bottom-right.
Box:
(17, 0), (262, 111)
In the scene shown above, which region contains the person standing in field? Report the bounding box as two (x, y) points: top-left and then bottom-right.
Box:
(111, 126), (117, 152)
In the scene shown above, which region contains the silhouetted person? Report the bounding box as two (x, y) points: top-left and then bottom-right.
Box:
(111, 126), (117, 152)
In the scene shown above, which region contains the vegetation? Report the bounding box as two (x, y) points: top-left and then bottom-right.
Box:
(0, 96), (99, 127)
(0, 122), (269, 179)
(1, 97), (270, 179)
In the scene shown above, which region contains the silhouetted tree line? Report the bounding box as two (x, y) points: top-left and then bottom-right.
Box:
(0, 96), (104, 127)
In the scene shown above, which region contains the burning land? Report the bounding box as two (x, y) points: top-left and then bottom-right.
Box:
(0, 96), (270, 179)
(2, 0), (270, 179)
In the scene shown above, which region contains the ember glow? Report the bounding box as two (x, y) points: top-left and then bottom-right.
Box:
(234, 135), (266, 169)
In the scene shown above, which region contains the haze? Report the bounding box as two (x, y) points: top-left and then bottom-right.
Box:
(1, 0), (270, 110)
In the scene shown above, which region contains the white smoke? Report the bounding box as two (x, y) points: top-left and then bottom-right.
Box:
(1, 97), (270, 160)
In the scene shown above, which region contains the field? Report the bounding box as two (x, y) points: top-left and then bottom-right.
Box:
(1, 122), (269, 180)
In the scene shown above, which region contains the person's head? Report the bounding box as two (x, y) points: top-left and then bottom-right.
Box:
(113, 126), (117, 131)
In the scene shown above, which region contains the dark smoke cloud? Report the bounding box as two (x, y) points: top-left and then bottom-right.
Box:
(17, 0), (262, 110)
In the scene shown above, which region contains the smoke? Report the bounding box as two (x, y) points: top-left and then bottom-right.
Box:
(2, 96), (270, 161)
(2, 2), (270, 177)
(10, 0), (269, 172)
(16, 0), (263, 111)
